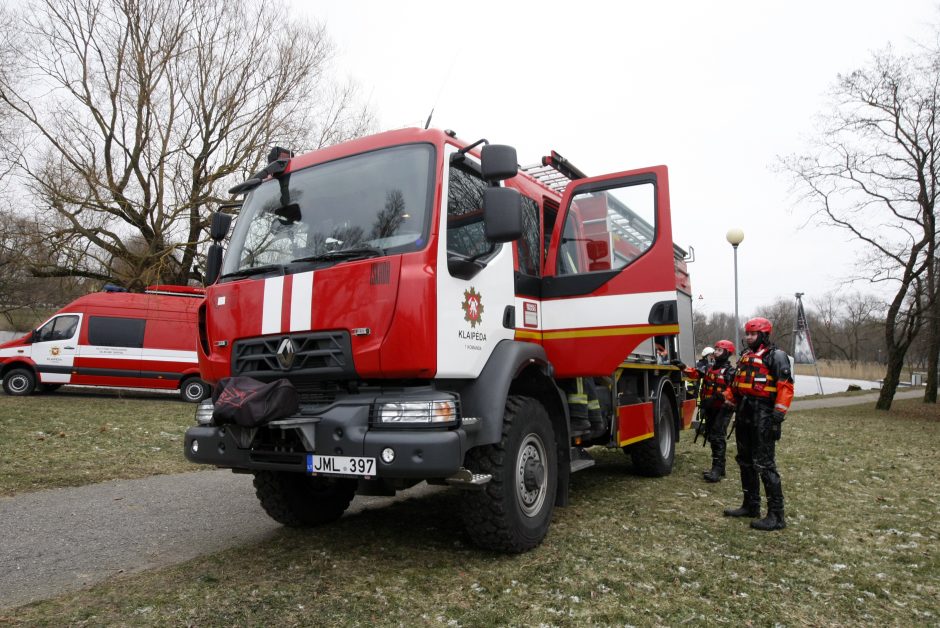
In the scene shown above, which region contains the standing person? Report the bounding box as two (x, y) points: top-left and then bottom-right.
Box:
(678, 341), (736, 482)
(688, 346), (715, 399)
(721, 317), (794, 531)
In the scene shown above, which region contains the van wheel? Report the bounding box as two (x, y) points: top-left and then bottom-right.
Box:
(460, 395), (557, 553)
(180, 377), (210, 403)
(3, 368), (37, 396)
(626, 394), (677, 477)
(253, 471), (357, 526)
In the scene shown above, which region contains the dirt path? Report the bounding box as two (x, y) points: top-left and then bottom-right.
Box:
(0, 388), (925, 610)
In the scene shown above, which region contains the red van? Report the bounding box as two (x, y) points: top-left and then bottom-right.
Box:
(0, 285), (209, 402)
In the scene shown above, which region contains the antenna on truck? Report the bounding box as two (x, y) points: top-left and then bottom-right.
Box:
(423, 51), (459, 130)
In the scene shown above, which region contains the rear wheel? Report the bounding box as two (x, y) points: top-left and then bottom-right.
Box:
(460, 395), (557, 553)
(626, 393), (677, 477)
(253, 471), (357, 527)
(179, 377), (210, 403)
(3, 368), (37, 396)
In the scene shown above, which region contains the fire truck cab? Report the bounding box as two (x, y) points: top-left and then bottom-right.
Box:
(184, 128), (695, 552)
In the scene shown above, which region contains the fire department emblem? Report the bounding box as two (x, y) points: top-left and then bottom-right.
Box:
(50, 347), (60, 357)
(462, 287), (484, 328)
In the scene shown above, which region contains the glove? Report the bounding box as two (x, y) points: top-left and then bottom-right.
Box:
(771, 411), (785, 441)
(669, 359), (686, 370)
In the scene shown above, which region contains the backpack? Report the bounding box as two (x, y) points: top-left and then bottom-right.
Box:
(211, 376), (300, 427)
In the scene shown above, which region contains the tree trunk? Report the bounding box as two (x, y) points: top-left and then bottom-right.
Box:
(925, 308), (939, 403)
(877, 347), (907, 410)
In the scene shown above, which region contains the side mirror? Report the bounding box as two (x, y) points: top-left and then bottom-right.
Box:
(210, 212), (233, 242)
(29, 329), (39, 343)
(481, 145), (518, 182)
(483, 187), (522, 243)
(205, 243), (224, 286)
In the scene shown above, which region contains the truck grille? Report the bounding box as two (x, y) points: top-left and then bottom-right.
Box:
(232, 331), (356, 380)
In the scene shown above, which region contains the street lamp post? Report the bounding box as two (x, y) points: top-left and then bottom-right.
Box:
(726, 228), (744, 355)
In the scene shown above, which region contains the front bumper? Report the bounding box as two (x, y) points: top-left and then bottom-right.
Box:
(184, 399), (468, 478)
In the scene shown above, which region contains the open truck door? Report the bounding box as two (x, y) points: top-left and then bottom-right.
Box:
(540, 165), (678, 377)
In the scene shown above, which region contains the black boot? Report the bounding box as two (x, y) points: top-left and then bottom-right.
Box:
(750, 509), (786, 531)
(702, 463), (725, 483)
(723, 501), (760, 517)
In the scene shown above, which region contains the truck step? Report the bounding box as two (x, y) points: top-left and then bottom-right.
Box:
(570, 447), (596, 473)
(445, 467), (492, 489)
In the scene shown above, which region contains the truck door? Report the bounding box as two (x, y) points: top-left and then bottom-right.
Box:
(435, 145), (516, 378)
(541, 166), (678, 377)
(31, 313), (82, 384)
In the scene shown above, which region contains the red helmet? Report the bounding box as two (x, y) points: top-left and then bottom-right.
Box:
(714, 339), (736, 353)
(745, 317), (772, 334)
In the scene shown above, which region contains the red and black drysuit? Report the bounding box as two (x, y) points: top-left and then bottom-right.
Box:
(723, 343), (794, 517)
(683, 358), (735, 479)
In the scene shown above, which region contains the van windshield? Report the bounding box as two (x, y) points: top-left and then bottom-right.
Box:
(222, 144), (436, 276)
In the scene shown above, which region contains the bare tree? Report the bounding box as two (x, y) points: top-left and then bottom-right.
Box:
(0, 0), (373, 291)
(810, 290), (885, 365)
(0, 207), (90, 329)
(782, 46), (937, 410)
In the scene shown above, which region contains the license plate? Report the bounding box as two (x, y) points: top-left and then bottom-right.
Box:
(307, 454), (376, 477)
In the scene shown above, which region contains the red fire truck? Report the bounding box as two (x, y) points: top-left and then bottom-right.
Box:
(0, 285), (209, 402)
(184, 128), (695, 552)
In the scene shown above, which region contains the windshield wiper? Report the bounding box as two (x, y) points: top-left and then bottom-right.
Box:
(219, 263), (287, 280)
(292, 246), (386, 264)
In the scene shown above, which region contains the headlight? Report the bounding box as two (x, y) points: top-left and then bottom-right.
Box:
(195, 399), (215, 425)
(375, 400), (457, 426)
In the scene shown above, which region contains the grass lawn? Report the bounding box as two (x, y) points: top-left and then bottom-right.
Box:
(3, 397), (938, 626)
(0, 389), (198, 496)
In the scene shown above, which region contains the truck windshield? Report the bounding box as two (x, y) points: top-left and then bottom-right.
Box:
(222, 144), (435, 276)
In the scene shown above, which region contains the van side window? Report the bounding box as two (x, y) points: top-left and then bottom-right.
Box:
(37, 315), (79, 342)
(516, 196), (541, 276)
(446, 163), (491, 259)
(88, 316), (146, 348)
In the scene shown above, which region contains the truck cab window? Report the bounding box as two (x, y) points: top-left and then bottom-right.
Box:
(557, 182), (655, 276)
(446, 163), (491, 260)
(516, 196), (541, 276)
(37, 315), (79, 342)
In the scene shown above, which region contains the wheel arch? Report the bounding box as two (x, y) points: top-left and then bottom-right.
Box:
(1, 359), (37, 380)
(455, 340), (572, 508)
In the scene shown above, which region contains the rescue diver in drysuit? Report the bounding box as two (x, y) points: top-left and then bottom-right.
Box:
(722, 317), (794, 531)
(679, 340), (736, 482)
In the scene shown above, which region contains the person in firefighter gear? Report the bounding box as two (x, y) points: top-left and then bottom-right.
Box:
(680, 340), (736, 482)
(721, 317), (794, 531)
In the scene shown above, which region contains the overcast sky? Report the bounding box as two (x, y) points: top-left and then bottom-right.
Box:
(299, 0), (936, 320)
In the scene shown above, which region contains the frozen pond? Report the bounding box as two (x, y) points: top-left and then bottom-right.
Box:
(794, 375), (881, 397)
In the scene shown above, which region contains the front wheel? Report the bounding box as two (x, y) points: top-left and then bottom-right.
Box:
(3, 368), (37, 396)
(626, 393), (677, 477)
(179, 377), (210, 403)
(253, 471), (357, 527)
(460, 395), (557, 553)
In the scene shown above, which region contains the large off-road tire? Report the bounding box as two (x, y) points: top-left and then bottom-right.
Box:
(252, 471), (357, 527)
(626, 393), (677, 477)
(3, 368), (37, 396)
(179, 377), (210, 403)
(460, 395), (557, 553)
